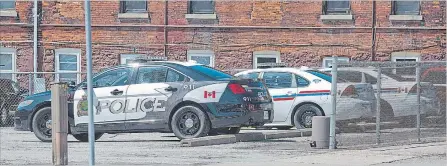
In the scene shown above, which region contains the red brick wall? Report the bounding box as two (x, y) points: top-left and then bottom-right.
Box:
(0, 0), (445, 74)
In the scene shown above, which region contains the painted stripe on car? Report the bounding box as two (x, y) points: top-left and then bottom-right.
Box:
(272, 90), (330, 101)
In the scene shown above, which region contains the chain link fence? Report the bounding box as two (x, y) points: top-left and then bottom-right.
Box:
(0, 72), (83, 127)
(330, 60), (446, 146)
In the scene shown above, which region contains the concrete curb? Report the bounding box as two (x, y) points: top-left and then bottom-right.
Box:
(180, 129), (313, 147)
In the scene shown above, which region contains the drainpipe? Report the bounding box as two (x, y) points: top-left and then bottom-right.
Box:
(33, 0), (38, 94)
(164, 0), (168, 57)
(371, 0), (377, 61)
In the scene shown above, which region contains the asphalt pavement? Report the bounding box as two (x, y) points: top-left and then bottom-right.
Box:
(0, 127), (445, 166)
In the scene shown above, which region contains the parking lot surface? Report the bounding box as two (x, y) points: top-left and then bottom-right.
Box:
(0, 127), (445, 165)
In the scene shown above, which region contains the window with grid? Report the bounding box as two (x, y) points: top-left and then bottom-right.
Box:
(189, 0), (214, 14)
(120, 1), (147, 13)
(0, 1), (15, 10)
(323, 0), (350, 15)
(392, 1), (420, 15)
(0, 53), (15, 80)
(55, 49), (81, 83)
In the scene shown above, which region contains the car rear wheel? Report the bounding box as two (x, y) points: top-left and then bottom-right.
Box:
(72, 133), (104, 142)
(170, 105), (210, 140)
(379, 99), (394, 122)
(32, 107), (52, 142)
(293, 104), (323, 129)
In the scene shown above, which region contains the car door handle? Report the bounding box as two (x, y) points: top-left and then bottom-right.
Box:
(110, 89), (123, 95)
(165, 86), (177, 92)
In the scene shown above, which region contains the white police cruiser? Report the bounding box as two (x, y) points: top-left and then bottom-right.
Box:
(14, 57), (274, 142)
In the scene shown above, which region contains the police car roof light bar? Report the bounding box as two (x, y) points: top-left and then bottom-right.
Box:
(257, 62), (288, 68)
(128, 56), (168, 63)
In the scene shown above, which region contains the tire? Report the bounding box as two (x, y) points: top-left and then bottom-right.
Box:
(293, 103), (323, 129)
(276, 126), (293, 130)
(379, 99), (394, 122)
(170, 105), (211, 140)
(31, 107), (52, 142)
(72, 133), (104, 142)
(0, 108), (10, 127)
(209, 127), (241, 135)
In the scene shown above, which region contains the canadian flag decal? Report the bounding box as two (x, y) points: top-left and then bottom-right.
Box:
(204, 91), (216, 98)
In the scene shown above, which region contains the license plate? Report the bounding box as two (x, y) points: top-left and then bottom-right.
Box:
(264, 111), (269, 120)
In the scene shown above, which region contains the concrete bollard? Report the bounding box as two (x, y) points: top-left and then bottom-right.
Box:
(310, 116), (330, 149)
(51, 82), (69, 165)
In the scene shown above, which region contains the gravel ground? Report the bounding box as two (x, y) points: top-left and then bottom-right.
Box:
(0, 126), (445, 166)
(375, 154), (446, 166)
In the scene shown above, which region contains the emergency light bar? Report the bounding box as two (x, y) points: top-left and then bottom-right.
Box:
(257, 62), (288, 68)
(127, 56), (168, 63)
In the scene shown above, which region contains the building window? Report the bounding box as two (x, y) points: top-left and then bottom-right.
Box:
(189, 0), (214, 14)
(0, 48), (16, 81)
(322, 57), (350, 68)
(323, 0), (350, 15)
(391, 52), (420, 77)
(55, 48), (81, 83)
(0, 1), (15, 10)
(187, 50), (214, 67)
(392, 1), (420, 15)
(120, 1), (147, 13)
(253, 51), (280, 69)
(120, 54), (145, 64)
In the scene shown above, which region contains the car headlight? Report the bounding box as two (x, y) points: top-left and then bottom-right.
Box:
(18, 100), (34, 108)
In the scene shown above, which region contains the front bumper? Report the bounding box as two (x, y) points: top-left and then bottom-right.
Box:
(13, 110), (32, 131)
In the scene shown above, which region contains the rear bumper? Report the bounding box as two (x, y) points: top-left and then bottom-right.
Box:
(210, 109), (274, 128)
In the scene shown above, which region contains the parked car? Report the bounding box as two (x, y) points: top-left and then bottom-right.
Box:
(420, 66), (446, 122)
(0, 79), (28, 126)
(234, 67), (376, 130)
(320, 67), (440, 124)
(14, 59), (274, 142)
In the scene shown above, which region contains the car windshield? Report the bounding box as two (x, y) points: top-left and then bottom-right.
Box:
(305, 70), (348, 83)
(190, 65), (235, 80)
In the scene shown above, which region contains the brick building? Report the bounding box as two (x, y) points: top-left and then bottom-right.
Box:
(0, 0), (445, 85)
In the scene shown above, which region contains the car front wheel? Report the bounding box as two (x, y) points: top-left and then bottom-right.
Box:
(170, 105), (210, 140)
(31, 107), (52, 142)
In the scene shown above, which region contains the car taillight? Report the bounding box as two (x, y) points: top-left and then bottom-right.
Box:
(341, 85), (356, 96)
(228, 83), (246, 94)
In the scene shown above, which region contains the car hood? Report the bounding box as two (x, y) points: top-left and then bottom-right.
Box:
(25, 91), (52, 101)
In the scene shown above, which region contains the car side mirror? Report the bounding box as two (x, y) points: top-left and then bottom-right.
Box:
(68, 81), (77, 88)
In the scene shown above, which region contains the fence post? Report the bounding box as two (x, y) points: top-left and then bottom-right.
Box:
(329, 55), (338, 150)
(28, 74), (33, 96)
(51, 82), (69, 165)
(376, 67), (382, 145)
(416, 63), (421, 142)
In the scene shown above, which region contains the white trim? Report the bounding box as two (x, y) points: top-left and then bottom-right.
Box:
(322, 56), (350, 68)
(55, 48), (81, 83)
(187, 50), (215, 67)
(253, 51), (281, 69)
(120, 54), (145, 64)
(0, 47), (17, 81)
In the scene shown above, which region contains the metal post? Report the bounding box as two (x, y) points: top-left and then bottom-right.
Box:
(416, 64), (421, 142)
(51, 83), (68, 165)
(84, 0), (95, 165)
(329, 55), (338, 150)
(376, 67), (382, 145)
(33, 0), (38, 94)
(28, 74), (33, 96)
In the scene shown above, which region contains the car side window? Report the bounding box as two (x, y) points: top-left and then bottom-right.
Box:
(295, 74), (310, 87)
(364, 73), (377, 84)
(166, 69), (186, 82)
(338, 71), (362, 83)
(262, 72), (293, 88)
(137, 66), (168, 84)
(92, 68), (132, 88)
(238, 72), (260, 79)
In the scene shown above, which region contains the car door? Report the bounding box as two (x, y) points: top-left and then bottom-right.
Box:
(73, 67), (133, 129)
(124, 65), (188, 129)
(262, 71), (298, 122)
